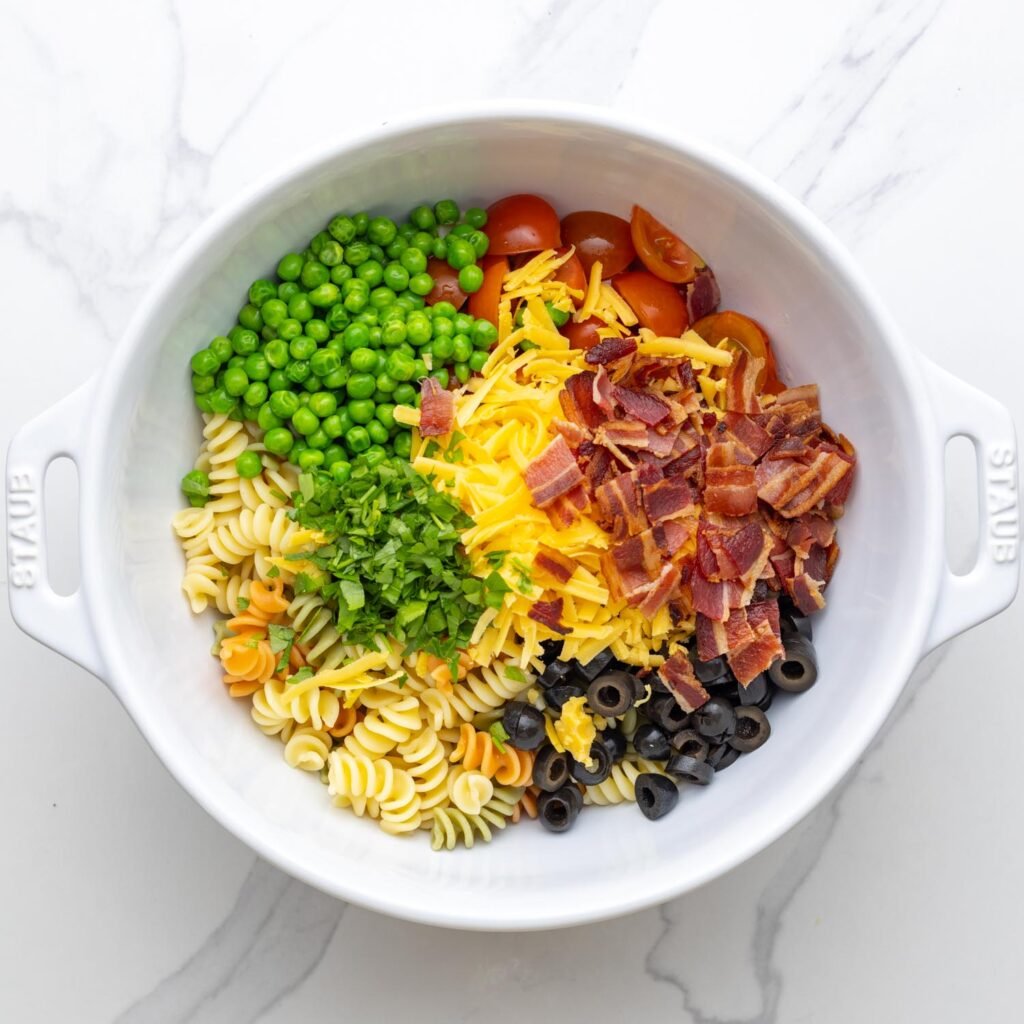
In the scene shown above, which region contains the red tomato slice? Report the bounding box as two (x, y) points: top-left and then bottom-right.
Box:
(691, 311), (784, 392)
(552, 246), (587, 303)
(560, 211), (635, 278)
(485, 194), (561, 255)
(614, 270), (689, 337)
(630, 205), (705, 284)
(563, 316), (603, 351)
(425, 258), (467, 309)
(468, 256), (508, 326)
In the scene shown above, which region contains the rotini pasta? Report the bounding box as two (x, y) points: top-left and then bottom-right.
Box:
(449, 723), (534, 786)
(429, 785), (523, 851)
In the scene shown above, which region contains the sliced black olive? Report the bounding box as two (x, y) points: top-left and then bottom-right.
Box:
(538, 785), (582, 832)
(780, 611), (813, 642)
(665, 754), (713, 786)
(738, 673), (770, 707)
(755, 685), (774, 712)
(693, 697), (736, 742)
(540, 639), (564, 664)
(540, 659), (573, 689)
(501, 701), (547, 751)
(587, 671), (637, 717)
(570, 742), (612, 785)
(729, 706), (771, 752)
(533, 745), (571, 792)
(635, 773), (680, 820)
(644, 671), (670, 697)
(570, 648), (615, 682)
(633, 723), (672, 761)
(669, 728), (709, 762)
(544, 682), (585, 711)
(768, 635), (818, 693)
(595, 727), (627, 764)
(646, 693), (691, 733)
(707, 743), (741, 771)
(690, 654), (729, 684)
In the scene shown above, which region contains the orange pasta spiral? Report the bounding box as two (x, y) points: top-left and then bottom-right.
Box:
(218, 580), (293, 696)
(449, 724), (535, 786)
(327, 706), (359, 739)
(511, 786), (540, 824)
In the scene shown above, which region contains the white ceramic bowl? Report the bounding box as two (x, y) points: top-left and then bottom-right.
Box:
(8, 104), (1020, 930)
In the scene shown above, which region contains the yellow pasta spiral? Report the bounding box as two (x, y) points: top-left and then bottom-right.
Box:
(396, 727), (450, 812)
(448, 766), (494, 814)
(344, 695), (422, 758)
(583, 758), (663, 806)
(284, 726), (332, 772)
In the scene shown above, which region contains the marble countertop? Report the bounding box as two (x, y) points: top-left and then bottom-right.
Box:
(3, 1), (1021, 1021)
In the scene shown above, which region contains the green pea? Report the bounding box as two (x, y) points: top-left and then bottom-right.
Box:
(458, 264), (484, 293)
(432, 317), (454, 340)
(278, 281), (301, 302)
(278, 318), (302, 341)
(309, 349), (341, 378)
(207, 336), (230, 365)
(392, 382), (417, 406)
(350, 347), (377, 373)
(325, 304), (350, 332)
(226, 355), (245, 370)
(411, 358), (428, 382)
(344, 241), (371, 267)
(367, 216), (397, 246)
(222, 366), (248, 396)
(468, 350), (488, 373)
(301, 261), (329, 290)
(446, 237), (475, 270)
(375, 403), (397, 430)
(244, 381), (268, 407)
(261, 324), (278, 343)
(209, 388), (235, 414)
(243, 353), (269, 381)
(343, 322), (371, 351)
(297, 448), (325, 470)
(408, 272), (433, 297)
(306, 318), (329, 342)
(298, 393), (311, 405)
(181, 469), (210, 506)
(345, 425), (371, 453)
(344, 289), (369, 314)
(399, 247), (427, 275)
(432, 236), (448, 261)
(381, 320), (407, 348)
(348, 399), (376, 424)
(322, 366), (349, 390)
(346, 373), (376, 400)
(288, 335), (315, 361)
(367, 244), (385, 264)
(194, 393), (214, 414)
(333, 409), (354, 436)
(261, 299), (288, 328)
(235, 450), (263, 479)
(385, 237), (408, 260)
(375, 372), (397, 395)
(398, 222), (416, 240)
(286, 360), (310, 384)
(353, 307), (377, 325)
(385, 351), (416, 382)
(356, 260), (383, 288)
(473, 319), (499, 348)
(309, 391), (337, 418)
(464, 207), (487, 229)
(364, 419), (388, 445)
(431, 335), (455, 361)
(433, 199), (459, 225)
(328, 215), (356, 244)
(393, 295), (415, 313)
(192, 373), (215, 394)
(231, 329), (259, 355)
(190, 348), (219, 376)
(288, 293), (314, 321)
(430, 368), (449, 389)
(370, 286), (397, 310)
(292, 406), (320, 436)
(410, 204), (436, 231)
(352, 212), (369, 236)
(302, 374), (322, 393)
(257, 403), (283, 431)
(410, 233), (433, 255)
(545, 301), (571, 327)
(268, 369), (290, 393)
(277, 253), (303, 281)
(361, 445), (389, 469)
(330, 264), (353, 286)
(330, 459), (352, 483)
(431, 301), (457, 319)
(450, 223), (474, 238)
(454, 362), (471, 384)
(453, 313), (474, 335)
(393, 432), (412, 459)
(323, 444), (346, 468)
(310, 231), (330, 256)
(467, 230), (489, 259)
(451, 334), (473, 363)
(322, 413), (344, 439)
(249, 279), (277, 306)
(382, 262), (409, 292)
(306, 427), (329, 450)
(290, 439), (308, 458)
(318, 240), (344, 267)
(309, 282), (341, 307)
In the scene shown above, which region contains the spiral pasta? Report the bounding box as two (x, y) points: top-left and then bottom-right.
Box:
(448, 766), (494, 815)
(421, 663), (533, 731)
(429, 785), (523, 851)
(449, 724), (535, 786)
(396, 727), (451, 813)
(344, 694), (422, 758)
(327, 749), (422, 832)
(583, 758), (663, 806)
(284, 727), (332, 771)
(252, 678), (341, 732)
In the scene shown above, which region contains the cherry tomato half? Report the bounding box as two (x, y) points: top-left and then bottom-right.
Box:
(425, 258), (468, 309)
(630, 205), (705, 284)
(563, 316), (603, 351)
(614, 270), (689, 337)
(485, 194), (561, 255)
(560, 211), (635, 278)
(552, 246), (587, 303)
(468, 256), (509, 326)
(691, 311), (784, 392)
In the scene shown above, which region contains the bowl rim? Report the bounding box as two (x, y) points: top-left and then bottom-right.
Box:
(83, 100), (942, 929)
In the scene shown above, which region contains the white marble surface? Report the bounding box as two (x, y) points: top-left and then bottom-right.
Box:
(2, 0), (1022, 1020)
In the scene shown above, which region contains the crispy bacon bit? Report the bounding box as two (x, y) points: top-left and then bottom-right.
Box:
(755, 448), (853, 518)
(652, 518), (692, 556)
(546, 482), (589, 528)
(790, 573), (827, 615)
(523, 435), (584, 509)
(534, 545), (577, 585)
(585, 336), (638, 365)
(719, 522), (769, 582)
(629, 357), (681, 388)
(560, 371), (605, 429)
(636, 562), (682, 618)
(552, 418), (590, 448)
(595, 419), (651, 450)
(612, 385), (671, 426)
(723, 349), (763, 414)
(593, 365), (616, 416)
(643, 476), (696, 524)
(582, 444), (614, 491)
(595, 472), (648, 536)
(660, 650), (710, 713)
(705, 442), (759, 517)
(691, 573), (730, 621)
(723, 412), (772, 463)
(787, 515), (836, 558)
(528, 597), (570, 634)
(644, 425), (680, 459)
(686, 267), (721, 323)
(696, 613), (729, 661)
(728, 617), (784, 684)
(418, 377), (454, 436)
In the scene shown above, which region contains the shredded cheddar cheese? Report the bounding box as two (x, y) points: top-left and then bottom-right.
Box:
(554, 696), (597, 768)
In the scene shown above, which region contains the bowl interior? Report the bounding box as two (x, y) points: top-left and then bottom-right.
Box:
(89, 112), (935, 927)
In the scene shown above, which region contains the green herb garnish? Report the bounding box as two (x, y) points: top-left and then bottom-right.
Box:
(268, 624), (295, 673)
(266, 564), (281, 579)
(504, 665), (526, 683)
(489, 721), (510, 753)
(287, 666), (314, 685)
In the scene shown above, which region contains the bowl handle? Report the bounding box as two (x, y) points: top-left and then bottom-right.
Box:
(920, 357), (1020, 652)
(6, 380), (106, 680)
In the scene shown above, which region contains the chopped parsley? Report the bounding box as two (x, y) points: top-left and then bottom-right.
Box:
(266, 564), (281, 579)
(268, 624), (295, 673)
(287, 666), (314, 685)
(489, 721), (510, 754)
(504, 665), (526, 684)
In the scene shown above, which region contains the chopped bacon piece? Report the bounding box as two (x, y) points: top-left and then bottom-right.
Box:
(528, 597), (570, 634)
(723, 349), (763, 414)
(787, 515), (836, 558)
(719, 522), (768, 582)
(585, 336), (638, 365)
(799, 543), (828, 583)
(582, 444), (614, 491)
(691, 572), (730, 620)
(613, 533), (662, 598)
(642, 424), (679, 459)
(636, 562), (682, 618)
(723, 412), (772, 463)
(593, 365), (616, 416)
(728, 618), (784, 684)
(560, 371), (605, 429)
(418, 377), (454, 436)
(755, 448), (853, 518)
(686, 267), (721, 323)
(705, 442), (758, 517)
(789, 573), (827, 614)
(652, 518), (693, 556)
(534, 545), (576, 585)
(696, 613), (729, 661)
(546, 482), (589, 528)
(761, 385), (821, 437)
(523, 435), (584, 509)
(551, 418), (590, 448)
(745, 599), (781, 638)
(643, 476), (696, 523)
(595, 419), (651, 451)
(595, 472), (648, 536)
(629, 357), (681, 388)
(660, 650), (710, 713)
(612, 385), (671, 426)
